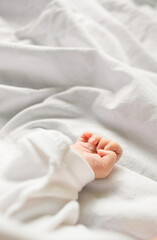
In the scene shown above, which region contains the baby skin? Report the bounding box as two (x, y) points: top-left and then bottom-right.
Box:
(71, 132), (123, 179)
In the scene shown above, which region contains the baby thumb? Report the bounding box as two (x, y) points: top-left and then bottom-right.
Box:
(97, 149), (117, 167)
(97, 149), (116, 159)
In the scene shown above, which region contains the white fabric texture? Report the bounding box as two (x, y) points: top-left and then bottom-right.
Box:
(0, 0), (157, 239)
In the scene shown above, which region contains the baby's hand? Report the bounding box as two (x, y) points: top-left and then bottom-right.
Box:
(70, 132), (123, 179)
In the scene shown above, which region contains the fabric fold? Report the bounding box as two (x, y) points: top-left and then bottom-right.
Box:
(0, 129), (94, 227)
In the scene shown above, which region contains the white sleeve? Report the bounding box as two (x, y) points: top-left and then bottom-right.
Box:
(0, 129), (94, 230)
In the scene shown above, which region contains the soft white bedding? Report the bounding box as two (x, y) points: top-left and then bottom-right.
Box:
(0, 0), (157, 239)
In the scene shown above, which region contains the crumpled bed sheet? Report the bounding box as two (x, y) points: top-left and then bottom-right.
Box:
(0, 0), (157, 239)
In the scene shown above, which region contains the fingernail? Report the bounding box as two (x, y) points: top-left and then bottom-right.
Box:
(89, 136), (96, 143)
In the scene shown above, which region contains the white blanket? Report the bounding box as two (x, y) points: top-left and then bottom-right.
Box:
(0, 0), (157, 239)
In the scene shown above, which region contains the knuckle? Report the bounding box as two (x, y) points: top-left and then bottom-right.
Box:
(98, 138), (110, 147)
(103, 138), (111, 143)
(92, 134), (99, 139)
(110, 141), (118, 146)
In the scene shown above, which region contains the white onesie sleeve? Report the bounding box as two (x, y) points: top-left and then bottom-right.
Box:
(0, 129), (94, 230)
